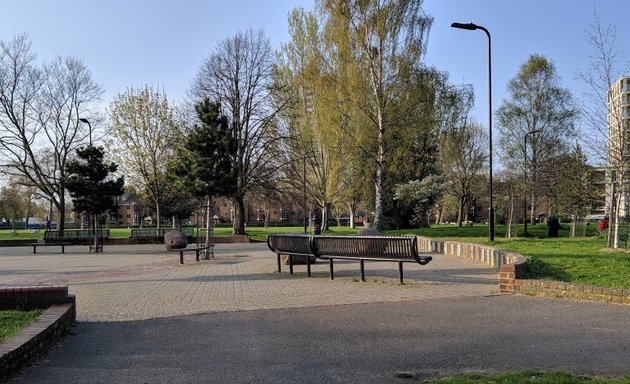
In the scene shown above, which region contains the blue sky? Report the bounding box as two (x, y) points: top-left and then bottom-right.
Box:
(2, 1), (629, 141)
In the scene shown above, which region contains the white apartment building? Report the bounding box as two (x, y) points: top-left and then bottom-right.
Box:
(607, 76), (630, 219)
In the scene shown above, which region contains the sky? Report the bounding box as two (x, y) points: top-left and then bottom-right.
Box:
(2, 0), (629, 151)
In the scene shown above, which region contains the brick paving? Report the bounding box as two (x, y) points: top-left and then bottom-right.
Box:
(0, 243), (499, 322)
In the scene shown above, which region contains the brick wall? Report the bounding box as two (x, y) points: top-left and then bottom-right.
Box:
(0, 285), (76, 382)
(417, 236), (630, 305)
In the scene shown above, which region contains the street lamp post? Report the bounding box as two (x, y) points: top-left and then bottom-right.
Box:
(523, 129), (541, 235)
(451, 21), (494, 242)
(79, 118), (92, 145)
(77, 117), (100, 252)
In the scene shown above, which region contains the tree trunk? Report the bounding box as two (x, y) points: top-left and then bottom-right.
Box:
(204, 195), (214, 260)
(347, 203), (356, 229)
(233, 197), (246, 235)
(435, 204), (443, 225)
(456, 197), (464, 227)
(155, 202), (161, 229)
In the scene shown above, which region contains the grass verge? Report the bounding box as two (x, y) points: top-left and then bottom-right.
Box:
(427, 370), (630, 384)
(0, 309), (43, 342)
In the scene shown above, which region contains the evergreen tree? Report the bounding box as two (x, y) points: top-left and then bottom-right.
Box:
(172, 98), (237, 254)
(65, 145), (124, 251)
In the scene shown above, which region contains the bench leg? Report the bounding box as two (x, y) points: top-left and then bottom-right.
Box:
(307, 254), (311, 277)
(289, 255), (294, 275)
(179, 251), (184, 264)
(277, 254), (282, 273)
(61, 245), (65, 254)
(399, 261), (404, 284)
(33, 245), (37, 254)
(360, 259), (365, 282)
(195, 249), (200, 262)
(329, 258), (334, 280)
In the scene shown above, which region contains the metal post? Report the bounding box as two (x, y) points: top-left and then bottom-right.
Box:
(451, 22), (494, 241)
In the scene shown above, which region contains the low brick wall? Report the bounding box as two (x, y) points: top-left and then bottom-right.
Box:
(416, 236), (523, 268)
(417, 236), (630, 305)
(0, 286), (76, 382)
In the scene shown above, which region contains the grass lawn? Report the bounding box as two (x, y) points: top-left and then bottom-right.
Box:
(426, 370), (630, 384)
(2, 222), (628, 289)
(0, 309), (42, 342)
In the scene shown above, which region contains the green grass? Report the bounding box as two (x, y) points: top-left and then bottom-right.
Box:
(428, 370), (630, 384)
(397, 223), (630, 290)
(0, 309), (43, 342)
(2, 222), (629, 289)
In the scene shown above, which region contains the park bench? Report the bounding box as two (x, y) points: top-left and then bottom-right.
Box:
(41, 229), (109, 253)
(266, 234), (433, 284)
(168, 244), (215, 264)
(29, 240), (75, 254)
(44, 229), (110, 241)
(266, 234), (315, 276)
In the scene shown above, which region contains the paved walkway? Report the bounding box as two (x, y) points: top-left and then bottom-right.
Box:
(4, 243), (630, 383)
(0, 243), (499, 321)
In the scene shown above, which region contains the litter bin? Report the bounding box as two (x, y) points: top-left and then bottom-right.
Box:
(311, 215), (321, 235)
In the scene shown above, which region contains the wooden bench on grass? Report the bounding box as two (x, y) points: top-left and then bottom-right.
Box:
(267, 234), (432, 284)
(168, 245), (215, 264)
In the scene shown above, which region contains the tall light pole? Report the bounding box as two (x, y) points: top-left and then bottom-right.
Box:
(79, 118), (92, 145)
(77, 117), (100, 252)
(451, 21), (494, 242)
(523, 129), (541, 235)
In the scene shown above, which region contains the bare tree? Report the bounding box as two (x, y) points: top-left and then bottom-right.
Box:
(189, 28), (286, 235)
(0, 34), (103, 231)
(441, 122), (487, 227)
(577, 10), (629, 248)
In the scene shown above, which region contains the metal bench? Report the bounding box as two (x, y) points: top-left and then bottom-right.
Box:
(44, 229), (110, 241)
(168, 245), (215, 264)
(266, 234), (432, 283)
(29, 241), (75, 254)
(266, 234), (314, 276)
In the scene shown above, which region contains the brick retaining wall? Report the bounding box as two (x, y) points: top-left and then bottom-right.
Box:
(417, 236), (630, 305)
(0, 286), (76, 382)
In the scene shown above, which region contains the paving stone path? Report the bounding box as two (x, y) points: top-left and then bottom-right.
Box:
(0, 243), (499, 322)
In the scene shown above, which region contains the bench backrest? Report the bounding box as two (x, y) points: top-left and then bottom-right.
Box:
(44, 229), (110, 240)
(312, 235), (419, 262)
(267, 234), (313, 256)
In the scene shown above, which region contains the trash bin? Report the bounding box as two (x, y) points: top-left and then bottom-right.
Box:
(311, 215), (321, 235)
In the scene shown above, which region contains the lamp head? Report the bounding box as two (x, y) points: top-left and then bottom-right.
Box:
(79, 118), (89, 124)
(451, 22), (478, 30)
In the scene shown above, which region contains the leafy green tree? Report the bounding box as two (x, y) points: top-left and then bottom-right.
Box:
(394, 175), (445, 228)
(545, 144), (602, 237)
(172, 98), (237, 251)
(496, 54), (579, 225)
(318, 0), (434, 231)
(65, 145), (124, 251)
(108, 85), (181, 229)
(0, 184), (30, 233)
(275, 7), (348, 232)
